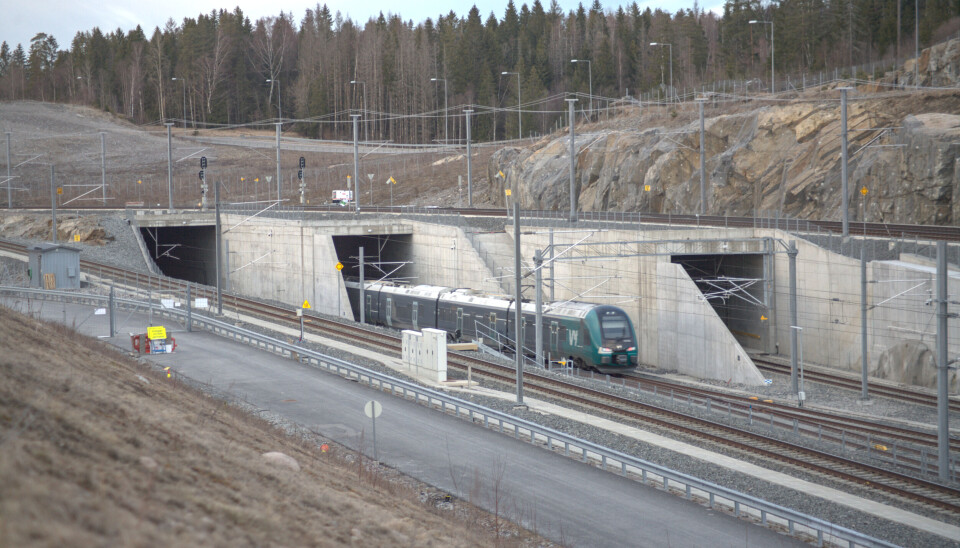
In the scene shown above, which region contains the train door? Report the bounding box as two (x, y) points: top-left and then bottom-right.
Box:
(549, 321), (559, 355)
(385, 297), (393, 327)
(456, 308), (463, 338)
(365, 294), (372, 323)
(412, 301), (419, 330)
(489, 312), (498, 335)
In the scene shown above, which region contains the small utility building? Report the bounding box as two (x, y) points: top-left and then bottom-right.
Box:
(28, 244), (81, 289)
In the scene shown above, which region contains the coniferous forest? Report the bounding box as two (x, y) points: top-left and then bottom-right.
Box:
(1, 0), (958, 144)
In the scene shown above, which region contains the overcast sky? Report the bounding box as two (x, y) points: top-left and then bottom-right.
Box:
(3, 0), (723, 52)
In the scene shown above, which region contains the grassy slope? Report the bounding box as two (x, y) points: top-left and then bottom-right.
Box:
(0, 304), (536, 546)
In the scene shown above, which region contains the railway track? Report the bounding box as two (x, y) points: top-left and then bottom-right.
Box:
(622, 370), (960, 452)
(754, 357), (960, 414)
(2, 238), (958, 520)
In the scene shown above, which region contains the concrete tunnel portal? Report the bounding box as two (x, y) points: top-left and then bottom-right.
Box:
(671, 253), (769, 352)
(141, 225), (413, 293)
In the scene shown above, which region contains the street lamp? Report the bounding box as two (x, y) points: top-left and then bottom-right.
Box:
(265, 79), (281, 124)
(649, 43), (673, 103)
(570, 59), (592, 119)
(749, 20), (774, 94)
(501, 71), (521, 140)
(430, 77), (448, 144)
(171, 77), (186, 130)
(350, 80), (368, 143)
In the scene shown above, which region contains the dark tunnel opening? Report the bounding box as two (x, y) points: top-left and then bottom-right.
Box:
(672, 253), (768, 350)
(140, 225), (216, 285)
(332, 234), (413, 284)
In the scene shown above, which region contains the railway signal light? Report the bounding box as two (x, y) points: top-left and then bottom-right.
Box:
(200, 156), (207, 169)
(299, 156), (305, 169)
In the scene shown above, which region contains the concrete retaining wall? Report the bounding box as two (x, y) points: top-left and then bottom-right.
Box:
(772, 234), (960, 393)
(511, 225), (766, 385)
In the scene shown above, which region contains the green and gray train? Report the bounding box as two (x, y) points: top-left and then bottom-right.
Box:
(346, 281), (638, 373)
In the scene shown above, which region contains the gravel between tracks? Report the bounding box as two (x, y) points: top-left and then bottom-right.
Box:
(3, 211), (958, 547)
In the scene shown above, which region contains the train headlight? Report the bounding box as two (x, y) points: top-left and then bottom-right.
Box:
(627, 347), (635, 352)
(598, 347), (613, 354)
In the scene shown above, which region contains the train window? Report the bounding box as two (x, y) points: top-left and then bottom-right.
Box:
(600, 313), (630, 339)
(581, 321), (591, 346)
(412, 302), (419, 329)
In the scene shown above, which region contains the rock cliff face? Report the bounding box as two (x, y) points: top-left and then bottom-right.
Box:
(490, 42), (960, 225)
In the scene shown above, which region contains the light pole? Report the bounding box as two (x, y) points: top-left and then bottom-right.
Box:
(430, 77), (448, 144)
(165, 123), (174, 211)
(266, 79), (281, 125)
(267, 79), (281, 202)
(571, 59), (592, 119)
(650, 43), (673, 103)
(749, 20), (775, 93)
(791, 325), (805, 406)
(350, 80), (368, 143)
(171, 77), (186, 130)
(501, 71), (521, 140)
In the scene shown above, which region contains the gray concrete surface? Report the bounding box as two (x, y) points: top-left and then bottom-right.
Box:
(6, 298), (804, 548)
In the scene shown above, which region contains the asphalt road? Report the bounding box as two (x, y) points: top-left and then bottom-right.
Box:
(8, 298), (803, 548)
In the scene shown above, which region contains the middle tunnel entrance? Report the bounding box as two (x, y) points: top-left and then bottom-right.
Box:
(671, 253), (769, 352)
(332, 233), (413, 284)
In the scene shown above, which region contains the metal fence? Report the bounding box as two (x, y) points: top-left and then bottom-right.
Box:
(0, 284), (902, 547)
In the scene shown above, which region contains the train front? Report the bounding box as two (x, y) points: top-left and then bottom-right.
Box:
(591, 306), (638, 373)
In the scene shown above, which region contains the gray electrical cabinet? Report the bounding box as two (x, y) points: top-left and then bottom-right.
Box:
(28, 244), (81, 290)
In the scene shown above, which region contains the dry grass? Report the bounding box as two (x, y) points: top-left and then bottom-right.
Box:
(0, 304), (548, 547)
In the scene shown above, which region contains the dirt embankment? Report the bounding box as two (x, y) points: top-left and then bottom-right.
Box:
(0, 213), (110, 244)
(0, 305), (541, 546)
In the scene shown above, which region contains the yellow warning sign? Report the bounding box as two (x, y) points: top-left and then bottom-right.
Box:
(147, 326), (167, 340)
(56, 187), (63, 195)
(860, 186), (868, 195)
(644, 185), (651, 192)
(498, 170), (505, 178)
(73, 234), (81, 242)
(389, 176), (396, 184)
(255, 178), (259, 182)
(760, 315), (768, 321)
(137, 179), (142, 184)
(335, 262), (344, 271)
(302, 300), (311, 309)
(505, 189), (512, 196)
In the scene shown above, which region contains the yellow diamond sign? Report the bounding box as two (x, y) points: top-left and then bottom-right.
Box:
(505, 189), (512, 196)
(861, 186), (868, 195)
(335, 262), (344, 271)
(644, 185), (651, 192)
